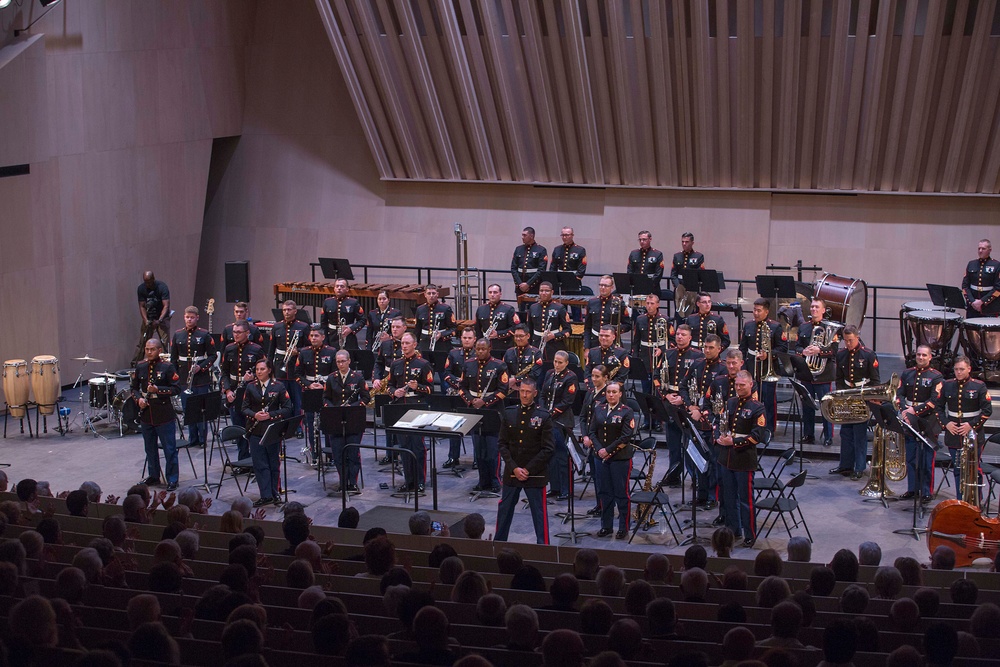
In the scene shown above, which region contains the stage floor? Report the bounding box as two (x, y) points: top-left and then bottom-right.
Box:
(1, 398), (990, 569)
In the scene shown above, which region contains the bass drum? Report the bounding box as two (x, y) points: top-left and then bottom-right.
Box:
(814, 273), (868, 328)
(112, 391), (140, 432)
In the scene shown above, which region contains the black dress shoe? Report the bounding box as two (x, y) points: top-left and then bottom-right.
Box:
(586, 506), (602, 517)
(800, 435), (815, 444)
(471, 484), (484, 493)
(822, 438), (833, 447)
(346, 483), (360, 493)
(900, 491), (916, 500)
(921, 494), (934, 504)
(615, 529), (627, 540)
(490, 486), (501, 493)
(253, 497), (272, 507)
(556, 493), (570, 501)
(140, 476), (159, 486)
(742, 537), (756, 548)
(712, 515), (726, 526)
(397, 483), (413, 492)
(379, 455), (392, 465)
(417, 484), (425, 493)
(850, 471), (864, 481)
(166, 482), (178, 492)
(442, 458), (458, 469)
(828, 467), (850, 475)
(596, 527), (613, 537)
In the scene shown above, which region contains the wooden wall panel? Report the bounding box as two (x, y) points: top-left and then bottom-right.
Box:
(317, 0), (1000, 194)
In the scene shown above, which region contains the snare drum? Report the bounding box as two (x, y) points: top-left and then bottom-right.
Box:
(88, 377), (116, 409)
(30, 355), (60, 415)
(2, 359), (30, 417)
(814, 273), (868, 328)
(904, 311), (962, 353)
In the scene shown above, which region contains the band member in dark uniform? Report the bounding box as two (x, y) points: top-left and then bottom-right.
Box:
(626, 230), (665, 296)
(133, 338), (181, 490)
(222, 302), (263, 346)
(442, 327), (477, 467)
(365, 290), (402, 352)
(243, 358), (292, 507)
(460, 339), (509, 493)
(686, 336), (724, 510)
(584, 275), (626, 348)
(415, 284), (456, 353)
(528, 282), (571, 362)
(475, 284), (520, 352)
(324, 350), (371, 493)
(686, 293), (730, 350)
(739, 298), (786, 433)
(704, 349), (748, 525)
(962, 239), (1000, 317)
(504, 325), (544, 394)
(510, 226), (548, 296)
(134, 271), (171, 363)
(540, 350), (579, 501)
(936, 355), (992, 501)
(715, 371), (768, 548)
(373, 317), (406, 466)
(690, 334), (726, 389)
(295, 325), (336, 460)
(589, 381), (636, 539)
(581, 365), (609, 516)
(221, 321), (265, 460)
(656, 324), (705, 471)
(898, 345), (943, 502)
(670, 232), (705, 286)
(268, 300), (310, 420)
(170, 305), (217, 448)
(830, 325), (879, 480)
(388, 333), (435, 492)
(321, 279), (365, 350)
(632, 294), (668, 427)
(585, 325), (630, 386)
(795, 298), (838, 446)
(550, 226), (588, 282)
(495, 379), (554, 544)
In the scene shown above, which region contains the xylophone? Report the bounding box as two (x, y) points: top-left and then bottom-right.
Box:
(274, 282), (450, 314)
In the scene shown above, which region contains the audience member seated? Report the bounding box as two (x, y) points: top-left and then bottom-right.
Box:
(683, 544), (708, 570)
(573, 549), (600, 580)
(502, 604), (539, 651)
(510, 565), (546, 592)
(756, 575), (791, 609)
(839, 584), (869, 615)
(438, 556), (464, 585)
(463, 512), (486, 540)
(451, 570), (488, 604)
(282, 514), (312, 555)
(808, 566), (836, 597)
(546, 572), (580, 611)
(786, 536), (811, 562)
(829, 549), (859, 582)
(55, 566), (87, 604)
(930, 545), (956, 570)
(579, 599), (615, 635)
(313, 613), (356, 657)
(65, 489), (89, 517)
(347, 634), (392, 667)
(853, 616), (879, 652)
(220, 510), (244, 533)
(222, 618), (264, 663)
(360, 535), (396, 578)
(721, 565), (748, 591)
(496, 547), (524, 575)
(338, 506), (360, 528)
(754, 549), (783, 577)
(127, 594), (161, 630)
(428, 543), (458, 568)
(894, 556), (923, 586)
(913, 587), (940, 619)
(820, 619), (857, 667)
(720, 626), (756, 666)
(624, 579), (655, 616)
(408, 511), (433, 536)
(646, 598), (680, 640)
(128, 621), (180, 665)
(717, 601), (747, 624)
(857, 540), (882, 566)
(969, 602), (1000, 640)
(541, 628), (585, 667)
(643, 553), (672, 583)
(287, 559), (316, 589)
(888, 598), (921, 633)
(924, 621), (959, 667)
(873, 566), (903, 599)
(950, 578), (978, 605)
(757, 600), (807, 649)
(679, 568), (709, 602)
(607, 618), (645, 661)
(595, 564), (625, 596)
(476, 593), (506, 627)
(711, 527), (735, 558)
(791, 590), (816, 627)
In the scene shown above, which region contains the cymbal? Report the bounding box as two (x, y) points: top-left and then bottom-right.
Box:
(73, 355), (103, 363)
(90, 372), (119, 379)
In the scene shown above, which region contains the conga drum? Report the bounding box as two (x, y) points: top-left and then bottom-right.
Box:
(30, 355), (60, 415)
(814, 273), (868, 328)
(2, 360), (30, 418)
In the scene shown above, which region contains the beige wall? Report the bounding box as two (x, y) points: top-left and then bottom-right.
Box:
(0, 1), (252, 406)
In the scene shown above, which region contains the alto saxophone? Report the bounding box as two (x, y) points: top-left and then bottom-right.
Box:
(633, 445), (657, 528)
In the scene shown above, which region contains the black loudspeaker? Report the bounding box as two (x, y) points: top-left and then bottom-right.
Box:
(225, 261), (250, 303)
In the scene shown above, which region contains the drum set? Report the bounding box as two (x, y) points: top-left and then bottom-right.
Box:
(68, 355), (140, 438)
(2, 355), (64, 436)
(899, 302), (1000, 381)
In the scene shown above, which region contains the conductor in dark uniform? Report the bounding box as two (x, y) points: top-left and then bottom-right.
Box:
(589, 381), (636, 539)
(324, 350), (371, 493)
(388, 333), (436, 492)
(715, 370), (768, 548)
(739, 298), (787, 433)
(321, 278), (365, 350)
(242, 358), (293, 507)
(495, 379), (554, 544)
(962, 239), (1000, 317)
(133, 338), (181, 490)
(831, 325), (879, 480)
(897, 345), (943, 502)
(936, 355), (992, 501)
(511, 226), (548, 296)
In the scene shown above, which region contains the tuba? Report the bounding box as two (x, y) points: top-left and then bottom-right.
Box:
(820, 373), (900, 424)
(959, 429), (982, 510)
(859, 425), (901, 498)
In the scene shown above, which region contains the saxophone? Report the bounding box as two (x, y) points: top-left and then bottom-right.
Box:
(633, 445), (657, 528)
(959, 428), (982, 509)
(514, 352), (537, 379)
(366, 380), (389, 408)
(428, 312), (441, 352)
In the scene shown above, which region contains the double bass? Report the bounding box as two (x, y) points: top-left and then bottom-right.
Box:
(926, 499), (1000, 567)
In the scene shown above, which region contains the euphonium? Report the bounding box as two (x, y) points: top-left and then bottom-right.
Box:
(960, 429), (982, 509)
(820, 373), (900, 424)
(654, 317), (669, 368)
(806, 320), (842, 376)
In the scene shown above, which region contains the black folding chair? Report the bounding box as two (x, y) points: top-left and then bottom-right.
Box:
(755, 470), (812, 541)
(629, 461), (684, 544)
(215, 425), (255, 498)
(753, 448), (797, 500)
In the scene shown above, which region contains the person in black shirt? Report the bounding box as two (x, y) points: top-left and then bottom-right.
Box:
(134, 271), (171, 363)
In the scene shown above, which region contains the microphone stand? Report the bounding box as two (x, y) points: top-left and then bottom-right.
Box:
(892, 410), (935, 540)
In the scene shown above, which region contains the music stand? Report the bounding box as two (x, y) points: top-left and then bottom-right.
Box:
(429, 394), (468, 477)
(318, 405), (367, 501)
(926, 283), (966, 310)
(865, 405), (901, 510)
(183, 391), (223, 493)
(755, 275), (798, 312)
(613, 272), (657, 300)
(785, 376), (820, 479)
(889, 406), (936, 539)
(301, 388), (324, 465)
(270, 308), (313, 325)
(349, 350), (376, 381)
(628, 356), (649, 403)
(453, 406), (502, 500)
(263, 414), (304, 506)
(537, 271), (582, 297)
(318, 257), (355, 281)
(680, 269), (726, 294)
(554, 428), (591, 543)
(632, 390), (657, 438)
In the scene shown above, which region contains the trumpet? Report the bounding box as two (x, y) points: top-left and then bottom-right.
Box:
(538, 309), (554, 355)
(371, 317), (389, 353)
(336, 306), (346, 350)
(483, 313), (501, 340)
(757, 326), (781, 383)
(280, 330), (300, 374)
